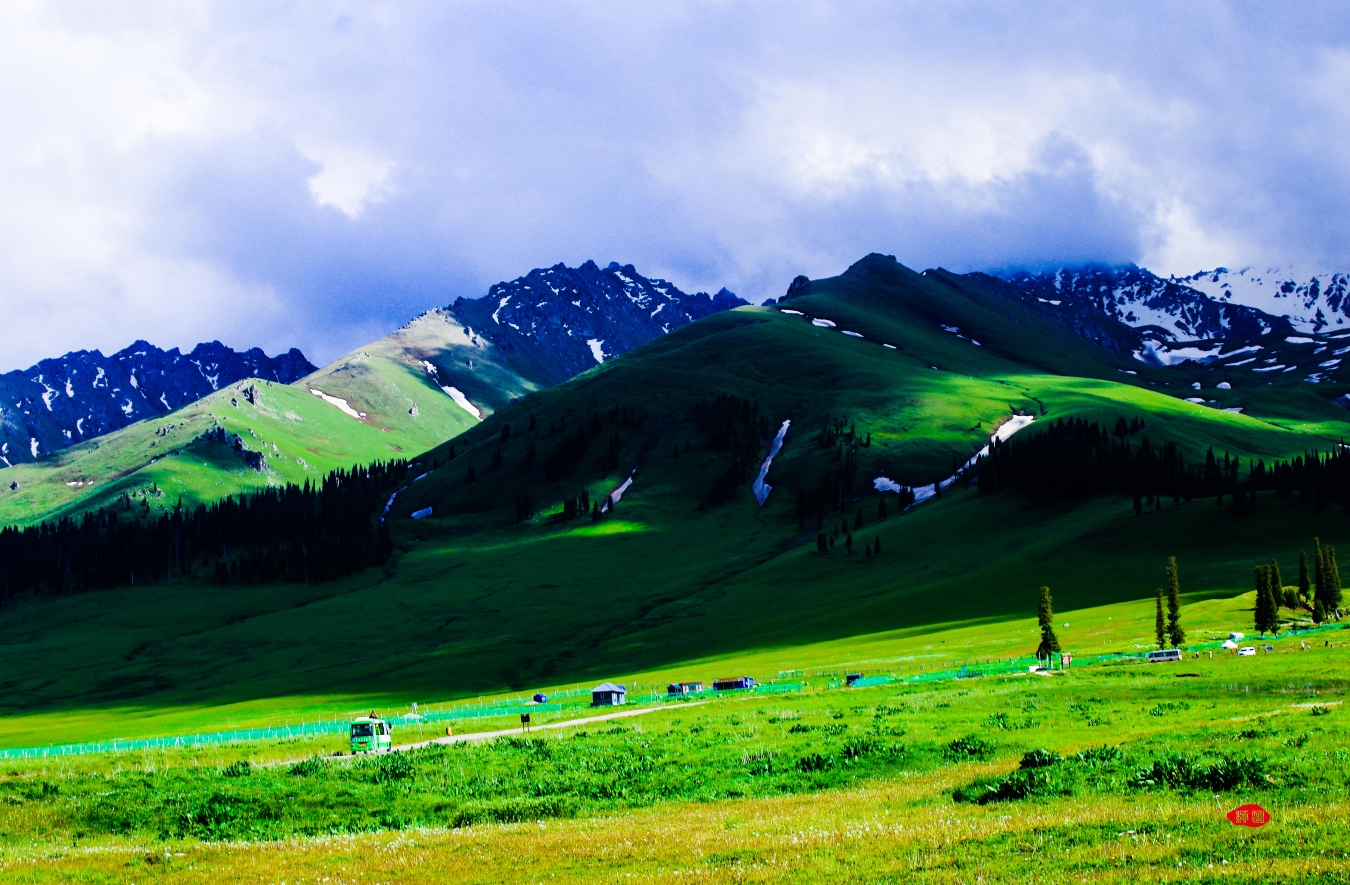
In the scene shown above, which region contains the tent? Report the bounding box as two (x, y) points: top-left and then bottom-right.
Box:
(1221, 640), (1238, 650)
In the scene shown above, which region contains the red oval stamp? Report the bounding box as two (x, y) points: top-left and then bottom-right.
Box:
(1227, 804), (1270, 827)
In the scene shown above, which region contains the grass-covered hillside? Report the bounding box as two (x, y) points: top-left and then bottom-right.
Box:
(3, 253), (1349, 739)
(0, 310), (506, 528)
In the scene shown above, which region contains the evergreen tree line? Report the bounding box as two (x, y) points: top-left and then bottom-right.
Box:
(0, 460), (408, 602)
(974, 416), (1350, 506)
(794, 444), (863, 528)
(542, 411), (605, 481)
(1254, 539), (1343, 634)
(694, 394), (771, 504)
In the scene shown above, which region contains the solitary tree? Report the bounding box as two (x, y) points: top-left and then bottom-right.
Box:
(1037, 586), (1061, 662)
(1166, 556), (1186, 648)
(1154, 588), (1166, 650)
(1270, 559), (1283, 599)
(874, 534), (882, 555)
(1298, 550), (1311, 604)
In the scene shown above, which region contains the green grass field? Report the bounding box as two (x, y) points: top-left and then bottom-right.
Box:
(4, 255), (1350, 881)
(3, 610), (1347, 882)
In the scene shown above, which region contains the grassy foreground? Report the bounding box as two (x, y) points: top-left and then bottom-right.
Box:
(2, 631), (1347, 882)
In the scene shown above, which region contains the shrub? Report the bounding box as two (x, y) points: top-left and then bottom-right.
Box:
(1128, 752), (1267, 792)
(1019, 748), (1062, 769)
(965, 769), (1058, 804)
(1147, 701), (1191, 717)
(1310, 705), (1332, 717)
(368, 751), (414, 784)
(797, 752), (835, 772)
(288, 756), (327, 778)
(1072, 745), (1122, 765)
(220, 760), (252, 778)
(787, 723), (815, 734)
(841, 736), (879, 761)
(944, 736), (992, 760)
(744, 751), (774, 776)
(822, 722), (849, 736)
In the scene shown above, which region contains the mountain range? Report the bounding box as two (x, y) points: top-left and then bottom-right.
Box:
(6, 255), (1350, 479)
(0, 342), (314, 468)
(450, 260), (747, 385)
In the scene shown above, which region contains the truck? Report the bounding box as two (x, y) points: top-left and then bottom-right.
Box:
(350, 714), (392, 754)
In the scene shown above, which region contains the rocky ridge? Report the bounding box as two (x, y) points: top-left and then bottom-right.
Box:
(0, 341), (314, 467)
(451, 260), (746, 385)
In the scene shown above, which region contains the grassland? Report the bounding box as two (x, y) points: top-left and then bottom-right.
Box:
(2, 614), (1346, 882)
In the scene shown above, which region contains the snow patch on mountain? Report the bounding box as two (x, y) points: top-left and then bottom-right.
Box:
(309, 388), (366, 420)
(439, 386), (481, 419)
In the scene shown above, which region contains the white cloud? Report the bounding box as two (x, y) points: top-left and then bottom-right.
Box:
(300, 142), (394, 219)
(1, 2), (1349, 369)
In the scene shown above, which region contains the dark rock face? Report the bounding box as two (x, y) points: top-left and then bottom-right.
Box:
(784, 275), (813, 300)
(998, 265), (1289, 342)
(451, 261), (746, 385)
(0, 341), (314, 467)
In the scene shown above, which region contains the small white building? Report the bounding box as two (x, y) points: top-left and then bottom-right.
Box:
(591, 682), (627, 706)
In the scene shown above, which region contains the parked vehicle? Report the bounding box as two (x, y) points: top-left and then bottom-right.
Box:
(1238, 646), (1256, 657)
(1146, 648), (1183, 663)
(350, 715), (392, 754)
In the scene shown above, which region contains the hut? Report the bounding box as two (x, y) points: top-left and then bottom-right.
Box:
(591, 682), (627, 706)
(712, 676), (755, 691)
(667, 681), (704, 696)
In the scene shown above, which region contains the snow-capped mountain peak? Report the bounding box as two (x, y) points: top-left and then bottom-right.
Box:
(451, 261), (747, 385)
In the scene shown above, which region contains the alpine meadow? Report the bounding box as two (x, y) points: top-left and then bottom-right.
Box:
(4, 6), (1350, 883)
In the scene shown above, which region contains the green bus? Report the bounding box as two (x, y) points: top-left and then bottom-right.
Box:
(350, 715), (392, 754)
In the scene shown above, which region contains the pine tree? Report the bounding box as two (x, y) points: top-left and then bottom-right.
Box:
(1037, 586), (1061, 661)
(873, 534), (881, 554)
(878, 497), (888, 521)
(1254, 565), (1274, 635)
(1314, 537), (1325, 608)
(1328, 545), (1343, 612)
(1270, 559), (1283, 599)
(1298, 550), (1311, 604)
(1154, 588), (1166, 650)
(1166, 556), (1185, 648)
(845, 533), (853, 554)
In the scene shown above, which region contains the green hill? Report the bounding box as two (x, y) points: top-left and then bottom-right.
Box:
(2, 253), (1349, 745)
(0, 309), (515, 528)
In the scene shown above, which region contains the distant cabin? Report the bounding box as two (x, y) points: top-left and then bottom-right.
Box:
(591, 682), (627, 706)
(712, 676), (755, 691)
(667, 681), (703, 696)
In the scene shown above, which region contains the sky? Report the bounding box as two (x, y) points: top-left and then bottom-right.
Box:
(2, 1), (1349, 371)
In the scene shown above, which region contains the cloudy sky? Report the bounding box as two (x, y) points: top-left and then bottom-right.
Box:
(2, 1), (1348, 370)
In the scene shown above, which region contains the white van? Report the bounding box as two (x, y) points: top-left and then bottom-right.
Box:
(1147, 648), (1183, 663)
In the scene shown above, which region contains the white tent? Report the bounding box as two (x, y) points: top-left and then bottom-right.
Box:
(1221, 640), (1239, 649)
